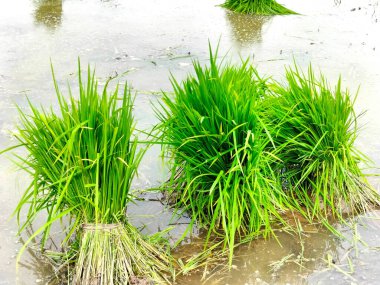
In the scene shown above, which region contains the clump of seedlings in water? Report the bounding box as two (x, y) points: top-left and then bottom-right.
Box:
(5, 62), (174, 284)
(156, 46), (380, 267)
(156, 46), (293, 264)
(269, 65), (380, 225)
(222, 0), (296, 15)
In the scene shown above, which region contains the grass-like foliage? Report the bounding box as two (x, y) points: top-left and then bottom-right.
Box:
(222, 0), (296, 15)
(9, 62), (173, 284)
(156, 48), (291, 264)
(15, 66), (140, 236)
(269, 65), (380, 222)
(156, 46), (380, 267)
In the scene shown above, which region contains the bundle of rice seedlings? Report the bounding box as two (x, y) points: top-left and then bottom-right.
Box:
(156, 47), (292, 264)
(269, 65), (380, 223)
(8, 63), (174, 284)
(222, 0), (295, 15)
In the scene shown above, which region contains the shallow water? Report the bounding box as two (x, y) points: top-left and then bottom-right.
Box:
(1, 0), (380, 284)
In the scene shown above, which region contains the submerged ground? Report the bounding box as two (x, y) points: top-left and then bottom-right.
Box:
(0, 0), (380, 284)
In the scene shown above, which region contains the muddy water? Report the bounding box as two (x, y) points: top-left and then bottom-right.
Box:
(1, 0), (380, 284)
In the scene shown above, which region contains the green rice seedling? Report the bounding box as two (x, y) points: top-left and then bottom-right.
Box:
(222, 0), (296, 15)
(156, 47), (292, 264)
(269, 65), (380, 224)
(7, 62), (174, 284)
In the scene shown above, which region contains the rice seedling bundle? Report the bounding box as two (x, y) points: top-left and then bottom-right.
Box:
(9, 63), (173, 284)
(156, 48), (292, 263)
(269, 65), (380, 222)
(222, 0), (295, 15)
(156, 46), (380, 267)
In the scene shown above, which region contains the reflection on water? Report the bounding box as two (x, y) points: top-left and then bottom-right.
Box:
(225, 10), (271, 47)
(17, 246), (59, 285)
(16, 225), (71, 284)
(34, 0), (62, 29)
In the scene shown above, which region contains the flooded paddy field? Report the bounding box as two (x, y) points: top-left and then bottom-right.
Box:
(1, 0), (380, 284)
